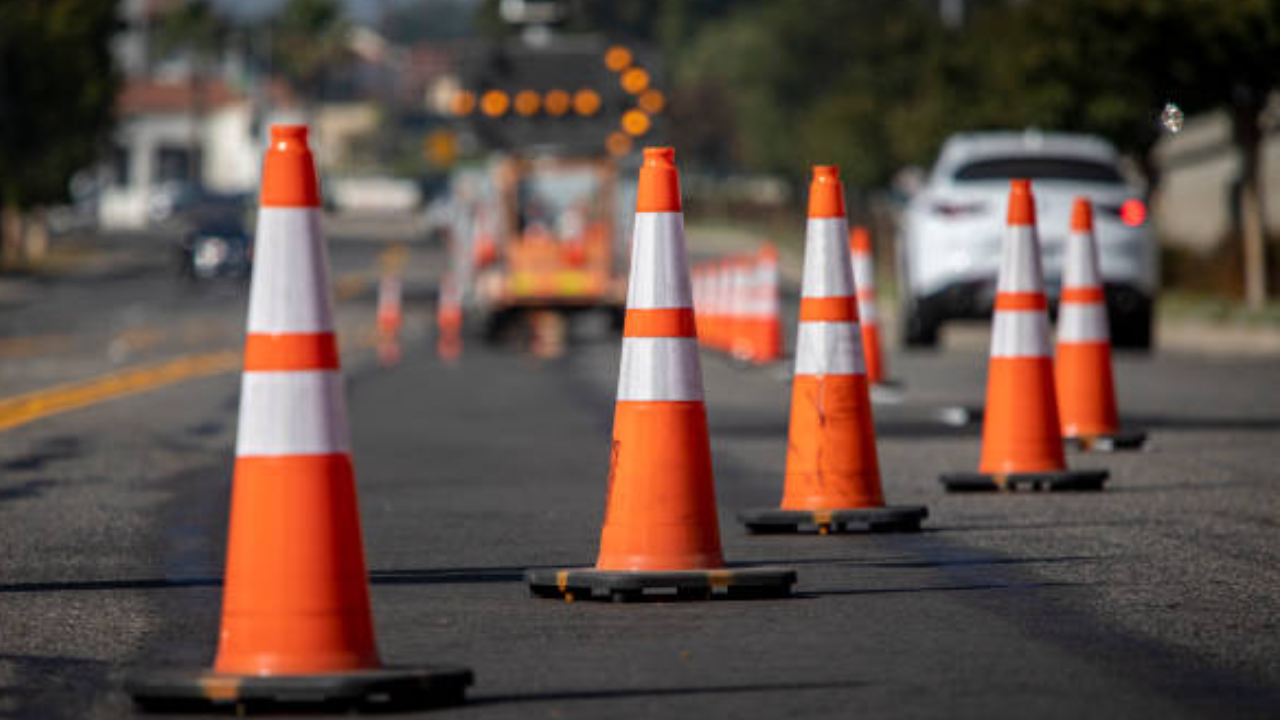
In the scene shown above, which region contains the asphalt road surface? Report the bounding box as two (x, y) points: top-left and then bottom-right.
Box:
(0, 224), (1277, 719)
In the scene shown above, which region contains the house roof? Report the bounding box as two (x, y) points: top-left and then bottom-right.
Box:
(117, 78), (243, 115)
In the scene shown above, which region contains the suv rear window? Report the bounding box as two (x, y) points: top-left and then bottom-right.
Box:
(954, 157), (1123, 183)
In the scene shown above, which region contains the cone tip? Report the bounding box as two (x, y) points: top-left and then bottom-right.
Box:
(636, 146), (681, 212)
(270, 125), (309, 146)
(808, 164), (846, 218)
(850, 225), (871, 252)
(643, 146), (676, 167)
(1007, 178), (1035, 226)
(261, 124), (320, 207)
(1070, 196), (1093, 232)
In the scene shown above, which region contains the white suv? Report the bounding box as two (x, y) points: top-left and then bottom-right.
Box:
(898, 130), (1157, 348)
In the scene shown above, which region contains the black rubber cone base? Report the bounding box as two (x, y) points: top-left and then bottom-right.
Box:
(126, 665), (472, 714)
(1065, 429), (1148, 452)
(739, 505), (928, 535)
(939, 469), (1108, 492)
(526, 566), (795, 603)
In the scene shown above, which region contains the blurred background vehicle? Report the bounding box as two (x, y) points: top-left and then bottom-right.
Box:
(898, 130), (1157, 349)
(174, 199), (253, 281)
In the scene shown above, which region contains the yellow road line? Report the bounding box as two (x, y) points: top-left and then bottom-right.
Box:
(0, 351), (241, 433)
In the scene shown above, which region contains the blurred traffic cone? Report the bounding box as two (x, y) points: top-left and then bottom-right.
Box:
(527, 148), (794, 601)
(1056, 198), (1146, 451)
(693, 264), (707, 343)
(740, 166), (926, 535)
(126, 126), (471, 711)
(729, 255), (754, 361)
(747, 242), (784, 364)
(376, 272), (402, 367)
(940, 180), (1108, 492)
(849, 226), (895, 387)
(436, 274), (463, 362)
(708, 260), (727, 352)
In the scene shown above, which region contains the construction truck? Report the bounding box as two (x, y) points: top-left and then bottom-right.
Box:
(441, 27), (664, 352)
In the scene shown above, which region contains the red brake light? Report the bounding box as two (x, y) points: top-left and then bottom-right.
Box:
(1120, 199), (1147, 227)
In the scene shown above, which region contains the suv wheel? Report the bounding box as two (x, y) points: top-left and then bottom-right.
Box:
(1110, 295), (1153, 351)
(903, 299), (941, 348)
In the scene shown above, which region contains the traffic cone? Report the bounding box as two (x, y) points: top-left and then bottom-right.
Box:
(849, 225), (895, 387)
(376, 272), (402, 367)
(1056, 198), (1146, 451)
(740, 166), (926, 534)
(527, 148), (794, 601)
(126, 126), (471, 711)
(436, 273), (463, 362)
(728, 255), (754, 361)
(747, 242), (784, 364)
(940, 180), (1108, 492)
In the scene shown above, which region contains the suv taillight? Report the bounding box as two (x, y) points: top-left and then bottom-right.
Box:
(1098, 199), (1148, 227)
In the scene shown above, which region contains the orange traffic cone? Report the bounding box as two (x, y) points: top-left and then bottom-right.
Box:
(527, 148), (794, 601)
(940, 180), (1108, 492)
(849, 225), (895, 387)
(127, 126), (471, 710)
(740, 166), (926, 534)
(376, 272), (403, 367)
(436, 273), (463, 362)
(728, 255), (754, 361)
(1056, 198), (1146, 451)
(747, 242), (784, 364)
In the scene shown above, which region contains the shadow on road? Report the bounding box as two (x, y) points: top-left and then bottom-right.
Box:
(0, 436), (84, 472)
(470, 679), (865, 707)
(802, 580), (1086, 598)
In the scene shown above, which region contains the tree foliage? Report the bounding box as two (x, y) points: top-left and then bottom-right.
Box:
(0, 0), (119, 208)
(269, 0), (350, 104)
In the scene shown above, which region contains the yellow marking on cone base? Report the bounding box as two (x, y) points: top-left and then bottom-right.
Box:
(199, 676), (242, 701)
(707, 570), (733, 589)
(0, 351), (241, 433)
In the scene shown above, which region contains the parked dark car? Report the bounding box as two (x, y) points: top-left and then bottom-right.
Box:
(176, 205), (253, 281)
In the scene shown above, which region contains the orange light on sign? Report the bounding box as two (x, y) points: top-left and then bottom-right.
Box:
(621, 109), (651, 137)
(638, 88), (666, 114)
(604, 45), (633, 72)
(606, 131), (633, 157)
(514, 90), (541, 116)
(452, 90), (476, 116)
(620, 67), (650, 95)
(573, 88), (602, 116)
(544, 89), (571, 116)
(480, 90), (510, 117)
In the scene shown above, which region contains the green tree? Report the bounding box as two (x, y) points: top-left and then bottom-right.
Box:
(974, 0), (1280, 306)
(0, 0), (118, 269)
(269, 0), (349, 112)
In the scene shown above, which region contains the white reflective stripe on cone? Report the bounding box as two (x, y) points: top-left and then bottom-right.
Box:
(852, 254), (875, 293)
(247, 208), (335, 334)
(990, 310), (1052, 358)
(794, 321), (865, 376)
(626, 213), (692, 310)
(1058, 303), (1110, 343)
(802, 218), (854, 298)
(1064, 231), (1103, 287)
(236, 371), (352, 456)
(617, 338), (705, 401)
(995, 224), (1047, 294)
(858, 296), (878, 323)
